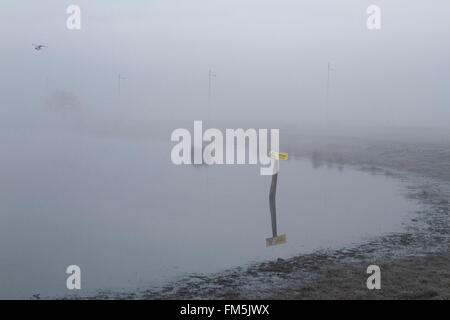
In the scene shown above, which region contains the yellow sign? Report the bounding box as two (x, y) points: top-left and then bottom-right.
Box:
(266, 234), (287, 246)
(270, 152), (288, 160)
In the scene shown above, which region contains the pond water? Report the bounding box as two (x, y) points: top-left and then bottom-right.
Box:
(0, 128), (418, 299)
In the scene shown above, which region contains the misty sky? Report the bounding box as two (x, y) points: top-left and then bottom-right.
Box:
(1, 0), (449, 299)
(1, 0), (449, 128)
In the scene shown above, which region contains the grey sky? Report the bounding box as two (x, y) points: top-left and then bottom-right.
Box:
(1, 0), (449, 299)
(1, 0), (449, 128)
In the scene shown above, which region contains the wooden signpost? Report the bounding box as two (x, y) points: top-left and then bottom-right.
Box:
(266, 151), (288, 247)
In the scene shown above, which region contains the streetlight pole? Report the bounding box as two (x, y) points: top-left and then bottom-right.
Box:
(326, 63), (336, 106)
(208, 69), (216, 121)
(326, 63), (336, 124)
(118, 73), (126, 97)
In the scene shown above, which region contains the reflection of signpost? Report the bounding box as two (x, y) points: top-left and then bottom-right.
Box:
(266, 151), (288, 247)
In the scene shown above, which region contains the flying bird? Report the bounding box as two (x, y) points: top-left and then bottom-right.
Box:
(32, 44), (47, 51)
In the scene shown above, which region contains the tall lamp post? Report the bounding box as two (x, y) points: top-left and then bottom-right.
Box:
(118, 73), (126, 97)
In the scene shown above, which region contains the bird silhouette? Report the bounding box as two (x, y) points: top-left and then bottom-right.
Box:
(32, 44), (47, 51)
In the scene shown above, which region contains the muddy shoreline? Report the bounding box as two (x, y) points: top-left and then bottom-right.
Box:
(64, 132), (450, 300)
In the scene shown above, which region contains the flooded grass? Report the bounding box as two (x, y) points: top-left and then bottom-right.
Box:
(2, 128), (449, 299)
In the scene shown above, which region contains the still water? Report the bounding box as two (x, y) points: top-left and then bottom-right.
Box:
(0, 128), (417, 298)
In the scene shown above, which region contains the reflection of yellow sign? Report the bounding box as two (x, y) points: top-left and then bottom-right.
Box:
(266, 234), (286, 246)
(270, 152), (288, 160)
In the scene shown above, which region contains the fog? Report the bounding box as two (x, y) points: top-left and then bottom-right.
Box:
(0, 0), (449, 299)
(1, 0), (449, 130)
